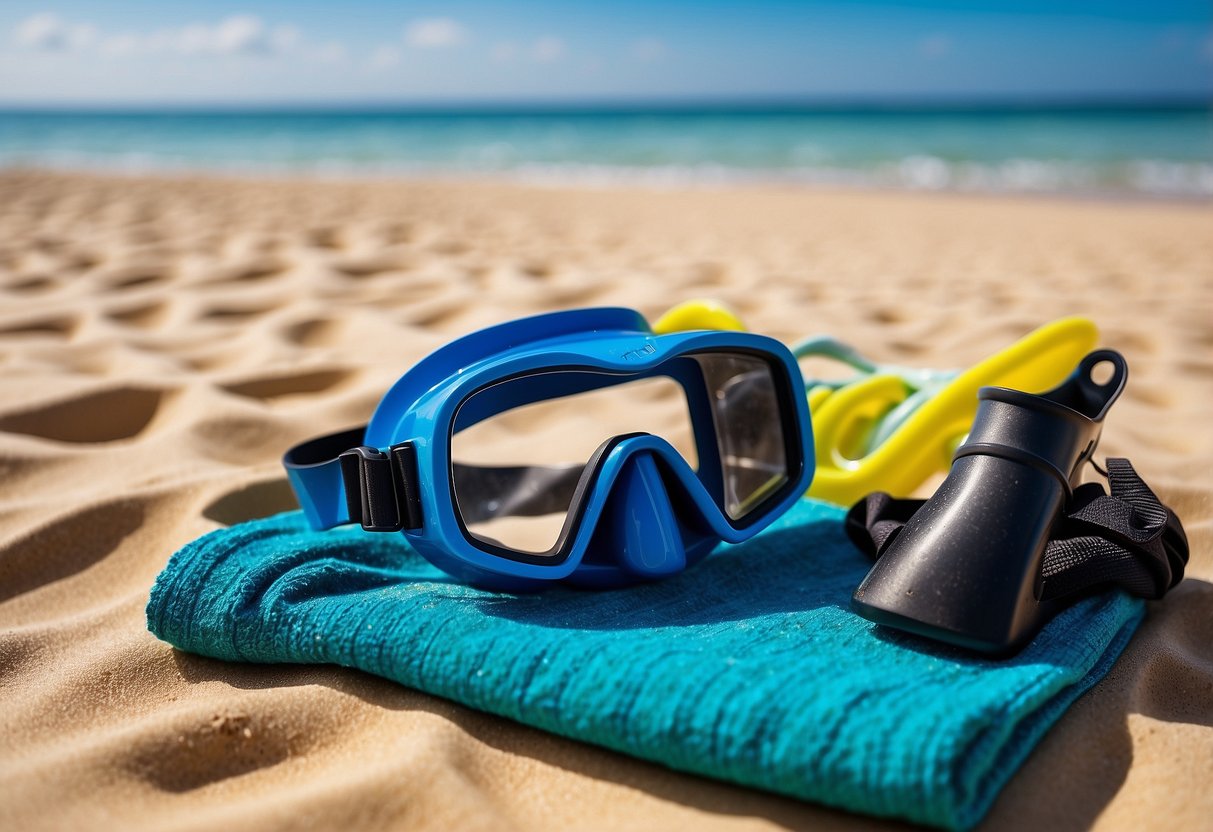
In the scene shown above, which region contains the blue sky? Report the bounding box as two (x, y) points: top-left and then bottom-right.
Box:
(0, 1), (1209, 105)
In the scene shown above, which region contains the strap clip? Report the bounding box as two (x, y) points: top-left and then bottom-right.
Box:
(338, 442), (424, 532)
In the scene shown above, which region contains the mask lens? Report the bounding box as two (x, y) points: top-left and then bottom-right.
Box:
(449, 350), (792, 558)
(693, 353), (790, 520)
(451, 373), (696, 555)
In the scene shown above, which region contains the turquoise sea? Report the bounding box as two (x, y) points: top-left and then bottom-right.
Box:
(0, 105), (1209, 198)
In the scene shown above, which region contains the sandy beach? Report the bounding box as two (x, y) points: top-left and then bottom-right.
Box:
(0, 169), (1210, 830)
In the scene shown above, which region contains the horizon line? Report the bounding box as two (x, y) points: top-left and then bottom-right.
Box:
(1, 93), (1210, 115)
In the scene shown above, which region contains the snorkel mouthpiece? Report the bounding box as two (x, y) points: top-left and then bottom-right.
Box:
(850, 350), (1129, 654)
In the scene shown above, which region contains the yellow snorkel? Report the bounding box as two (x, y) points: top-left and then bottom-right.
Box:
(653, 298), (747, 333)
(653, 299), (1099, 506)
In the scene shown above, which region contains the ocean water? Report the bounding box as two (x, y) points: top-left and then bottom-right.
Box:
(0, 106), (1209, 198)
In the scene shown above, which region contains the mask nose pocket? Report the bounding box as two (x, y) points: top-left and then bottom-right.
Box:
(592, 451), (688, 579)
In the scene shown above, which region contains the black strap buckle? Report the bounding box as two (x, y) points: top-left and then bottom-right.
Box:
(338, 442), (424, 532)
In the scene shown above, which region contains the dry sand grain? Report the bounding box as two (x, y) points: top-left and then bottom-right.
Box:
(0, 170), (1210, 830)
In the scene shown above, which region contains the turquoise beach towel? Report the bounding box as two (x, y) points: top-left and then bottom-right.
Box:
(147, 498), (1142, 830)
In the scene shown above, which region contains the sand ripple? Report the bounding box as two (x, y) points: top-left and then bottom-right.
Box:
(0, 170), (1210, 831)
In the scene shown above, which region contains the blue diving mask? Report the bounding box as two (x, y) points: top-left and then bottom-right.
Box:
(284, 307), (814, 590)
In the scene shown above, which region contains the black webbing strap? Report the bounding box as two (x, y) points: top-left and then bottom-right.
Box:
(338, 444), (425, 532)
(283, 425), (424, 533)
(845, 458), (1189, 603)
(284, 423), (589, 534)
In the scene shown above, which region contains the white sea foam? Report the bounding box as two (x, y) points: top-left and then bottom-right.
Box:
(3, 148), (1210, 199)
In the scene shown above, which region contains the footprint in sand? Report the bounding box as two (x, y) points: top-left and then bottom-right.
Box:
(305, 225), (344, 249)
(519, 259), (552, 279)
(396, 293), (474, 328)
(0, 386), (167, 443)
(200, 302), (279, 324)
(379, 222), (413, 245)
(429, 237), (469, 256)
(119, 708), (299, 793)
(4, 275), (58, 294)
(330, 253), (410, 278)
(282, 316), (344, 347)
(888, 339), (929, 356)
(0, 499), (144, 602)
(205, 256), (289, 286)
(95, 263), (172, 292)
(0, 315), (79, 339)
(867, 306), (906, 325)
(106, 300), (170, 330)
(201, 479), (299, 526)
(690, 260), (729, 287)
(220, 368), (354, 402)
(190, 415), (287, 464)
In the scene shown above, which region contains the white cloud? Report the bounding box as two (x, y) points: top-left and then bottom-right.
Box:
(491, 41), (519, 63)
(69, 22), (97, 50)
(316, 41), (347, 64)
(99, 32), (139, 58)
(270, 24), (301, 53)
(212, 15), (266, 54)
(14, 12), (61, 48)
(404, 18), (467, 49)
(171, 24), (212, 55)
(367, 44), (402, 70)
(489, 36), (568, 65)
(630, 38), (665, 63)
(14, 13), (96, 51)
(918, 34), (952, 59)
(14, 13), (320, 59)
(530, 36), (566, 63)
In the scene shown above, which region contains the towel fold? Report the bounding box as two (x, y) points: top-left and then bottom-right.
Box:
(148, 498), (1142, 829)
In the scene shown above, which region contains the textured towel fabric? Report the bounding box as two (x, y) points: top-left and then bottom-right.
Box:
(147, 499), (1143, 830)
